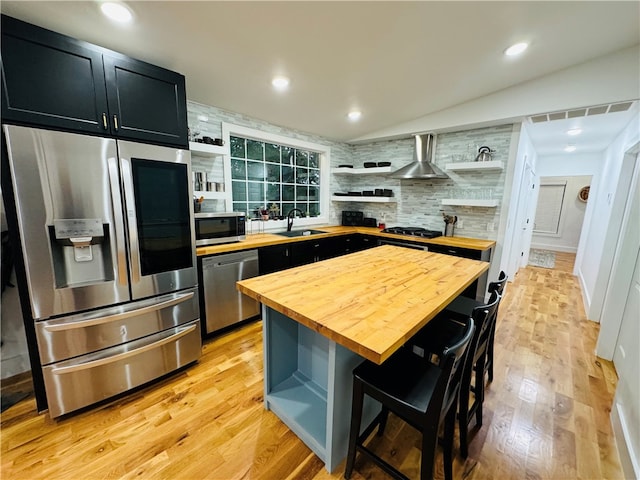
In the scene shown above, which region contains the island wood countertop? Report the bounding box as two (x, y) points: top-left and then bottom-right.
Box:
(237, 244), (489, 365)
(197, 225), (495, 256)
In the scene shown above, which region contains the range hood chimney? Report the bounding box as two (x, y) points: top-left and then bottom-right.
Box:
(390, 133), (449, 179)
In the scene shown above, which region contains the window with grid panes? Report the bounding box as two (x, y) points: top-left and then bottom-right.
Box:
(230, 136), (321, 219)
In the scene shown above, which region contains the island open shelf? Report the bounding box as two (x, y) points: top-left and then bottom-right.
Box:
(263, 308), (379, 471)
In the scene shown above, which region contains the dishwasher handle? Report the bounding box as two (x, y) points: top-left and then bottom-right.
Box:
(202, 251), (259, 269)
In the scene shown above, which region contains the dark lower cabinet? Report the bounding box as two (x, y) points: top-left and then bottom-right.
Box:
(258, 244), (291, 275)
(258, 234), (379, 275)
(1, 15), (188, 148)
(290, 239), (324, 266)
(427, 243), (492, 301)
(351, 234), (379, 252)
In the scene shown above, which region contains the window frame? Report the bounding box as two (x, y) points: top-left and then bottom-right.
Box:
(221, 122), (331, 231)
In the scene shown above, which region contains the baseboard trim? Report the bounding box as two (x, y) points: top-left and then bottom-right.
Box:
(1, 370), (33, 392)
(530, 243), (577, 253)
(576, 268), (593, 320)
(612, 399), (640, 480)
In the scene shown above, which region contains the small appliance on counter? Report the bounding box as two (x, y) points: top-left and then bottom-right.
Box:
(194, 212), (246, 246)
(342, 211), (364, 226)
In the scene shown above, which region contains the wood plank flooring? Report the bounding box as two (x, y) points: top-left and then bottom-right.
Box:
(1, 252), (624, 479)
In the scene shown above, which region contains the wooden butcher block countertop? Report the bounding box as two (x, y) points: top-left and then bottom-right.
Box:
(237, 245), (489, 365)
(196, 225), (495, 256)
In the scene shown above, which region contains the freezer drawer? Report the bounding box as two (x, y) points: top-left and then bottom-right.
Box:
(35, 288), (199, 364)
(42, 320), (201, 418)
(202, 250), (259, 334)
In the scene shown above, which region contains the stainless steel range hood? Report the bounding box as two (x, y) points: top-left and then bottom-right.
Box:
(390, 133), (449, 179)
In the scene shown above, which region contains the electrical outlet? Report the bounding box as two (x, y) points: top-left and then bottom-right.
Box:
(457, 219), (464, 229)
(487, 222), (495, 232)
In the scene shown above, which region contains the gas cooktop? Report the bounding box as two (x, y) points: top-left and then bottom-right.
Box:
(381, 226), (443, 238)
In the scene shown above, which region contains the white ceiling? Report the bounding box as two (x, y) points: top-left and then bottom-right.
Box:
(1, 1), (639, 157)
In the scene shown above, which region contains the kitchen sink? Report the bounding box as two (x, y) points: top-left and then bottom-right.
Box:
(274, 229), (327, 237)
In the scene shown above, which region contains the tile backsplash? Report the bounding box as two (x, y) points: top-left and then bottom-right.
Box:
(346, 125), (514, 239)
(187, 100), (515, 238)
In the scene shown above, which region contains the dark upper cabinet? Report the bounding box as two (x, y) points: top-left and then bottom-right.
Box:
(103, 54), (188, 147)
(1, 15), (188, 148)
(1, 16), (109, 135)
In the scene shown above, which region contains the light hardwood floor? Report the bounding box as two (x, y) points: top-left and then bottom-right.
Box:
(1, 252), (623, 479)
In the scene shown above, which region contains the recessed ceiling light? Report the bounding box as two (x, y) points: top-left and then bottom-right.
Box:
(567, 128), (582, 136)
(272, 76), (290, 91)
(504, 42), (528, 57)
(564, 145), (577, 153)
(100, 2), (133, 23)
(347, 110), (362, 121)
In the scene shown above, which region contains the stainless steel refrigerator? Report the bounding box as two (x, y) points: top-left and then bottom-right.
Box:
(2, 125), (201, 418)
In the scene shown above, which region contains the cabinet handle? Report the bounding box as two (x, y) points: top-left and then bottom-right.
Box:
(102, 113), (108, 129)
(113, 115), (119, 130)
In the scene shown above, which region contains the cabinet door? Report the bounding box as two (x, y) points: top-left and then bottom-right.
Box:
(290, 240), (321, 266)
(103, 55), (188, 148)
(320, 236), (348, 260)
(427, 244), (482, 260)
(258, 244), (291, 275)
(1, 15), (110, 134)
(353, 234), (379, 251)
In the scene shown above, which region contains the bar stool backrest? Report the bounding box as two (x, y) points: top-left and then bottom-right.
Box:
(488, 270), (507, 296)
(438, 316), (476, 423)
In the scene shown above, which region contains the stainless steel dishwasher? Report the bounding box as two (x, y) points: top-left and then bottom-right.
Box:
(201, 249), (260, 335)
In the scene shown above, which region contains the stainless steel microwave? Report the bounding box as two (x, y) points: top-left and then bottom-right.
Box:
(194, 212), (246, 246)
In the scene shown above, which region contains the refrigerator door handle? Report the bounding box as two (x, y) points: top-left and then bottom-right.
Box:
(49, 324), (197, 375)
(120, 156), (141, 283)
(107, 157), (129, 285)
(42, 291), (195, 332)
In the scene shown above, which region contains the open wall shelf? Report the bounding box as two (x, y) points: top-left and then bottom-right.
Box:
(445, 160), (503, 172)
(331, 196), (397, 203)
(441, 199), (498, 207)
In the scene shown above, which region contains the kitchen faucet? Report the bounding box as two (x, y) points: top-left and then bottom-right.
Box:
(286, 208), (304, 231)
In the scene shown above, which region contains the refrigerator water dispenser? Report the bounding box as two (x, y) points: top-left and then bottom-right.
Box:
(49, 219), (114, 288)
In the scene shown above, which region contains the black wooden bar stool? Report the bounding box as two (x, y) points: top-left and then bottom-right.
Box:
(455, 292), (500, 458)
(411, 292), (500, 459)
(445, 270), (507, 383)
(344, 316), (475, 480)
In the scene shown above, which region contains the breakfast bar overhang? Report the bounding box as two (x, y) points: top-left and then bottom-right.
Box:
(237, 245), (489, 472)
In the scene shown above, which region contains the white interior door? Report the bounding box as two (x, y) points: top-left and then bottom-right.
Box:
(508, 161), (536, 276)
(612, 247), (640, 478)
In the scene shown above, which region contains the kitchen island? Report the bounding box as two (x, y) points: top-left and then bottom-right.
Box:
(237, 245), (489, 472)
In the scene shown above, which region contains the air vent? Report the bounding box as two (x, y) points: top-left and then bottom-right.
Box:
(609, 101), (634, 113)
(587, 105), (608, 116)
(528, 101), (635, 123)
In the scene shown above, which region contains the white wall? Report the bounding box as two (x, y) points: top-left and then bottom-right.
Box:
(531, 175), (592, 253)
(575, 114), (640, 321)
(500, 122), (538, 281)
(352, 46), (640, 142)
(536, 153), (602, 177)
